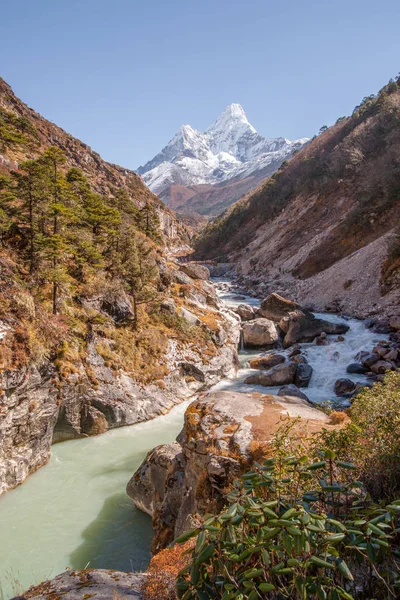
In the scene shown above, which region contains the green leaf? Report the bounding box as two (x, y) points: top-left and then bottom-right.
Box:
(307, 461), (327, 470)
(176, 528), (200, 544)
(195, 544), (215, 565)
(258, 583), (275, 592)
(309, 556), (334, 569)
(336, 558), (354, 581)
(336, 461), (357, 470)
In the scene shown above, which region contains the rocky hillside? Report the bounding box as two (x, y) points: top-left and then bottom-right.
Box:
(0, 78), (183, 239)
(0, 77), (241, 497)
(195, 77), (400, 317)
(138, 103), (307, 220)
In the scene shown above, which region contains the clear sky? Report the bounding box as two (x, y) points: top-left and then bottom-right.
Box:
(2, 0), (400, 169)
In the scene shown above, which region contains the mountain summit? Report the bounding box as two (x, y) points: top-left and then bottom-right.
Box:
(137, 105), (308, 204)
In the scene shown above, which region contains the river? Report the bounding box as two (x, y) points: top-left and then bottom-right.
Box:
(0, 280), (386, 599)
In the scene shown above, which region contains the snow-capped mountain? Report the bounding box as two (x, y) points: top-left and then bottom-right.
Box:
(137, 104), (308, 198)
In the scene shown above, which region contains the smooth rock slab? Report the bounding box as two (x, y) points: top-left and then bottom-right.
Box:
(14, 569), (144, 599)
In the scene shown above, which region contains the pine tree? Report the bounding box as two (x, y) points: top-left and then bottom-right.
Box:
(119, 229), (159, 327)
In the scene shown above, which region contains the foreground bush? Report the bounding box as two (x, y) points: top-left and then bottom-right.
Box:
(176, 450), (400, 599)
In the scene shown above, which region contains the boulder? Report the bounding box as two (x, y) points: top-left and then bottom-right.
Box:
(370, 360), (394, 374)
(291, 354), (308, 365)
(180, 263), (210, 280)
(234, 304), (255, 321)
(172, 269), (193, 285)
(244, 362), (297, 386)
(347, 363), (368, 375)
(283, 314), (349, 347)
(160, 298), (177, 315)
(101, 294), (134, 324)
(179, 307), (201, 326)
(361, 353), (380, 369)
(242, 318), (279, 347)
(390, 316), (400, 331)
(248, 354), (285, 370)
(259, 293), (306, 321)
(16, 570), (144, 600)
(278, 384), (310, 402)
(334, 378), (357, 397)
(294, 363), (313, 388)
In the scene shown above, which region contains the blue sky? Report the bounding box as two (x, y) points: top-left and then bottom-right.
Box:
(2, 0), (400, 169)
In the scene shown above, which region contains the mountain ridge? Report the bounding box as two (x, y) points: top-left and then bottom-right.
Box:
(138, 103), (308, 217)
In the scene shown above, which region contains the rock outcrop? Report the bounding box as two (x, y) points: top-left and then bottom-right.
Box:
(127, 390), (331, 551)
(0, 276), (240, 496)
(13, 569), (144, 600)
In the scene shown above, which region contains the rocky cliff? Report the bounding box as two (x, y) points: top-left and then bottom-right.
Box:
(195, 77), (400, 317)
(127, 389), (332, 552)
(0, 263), (240, 496)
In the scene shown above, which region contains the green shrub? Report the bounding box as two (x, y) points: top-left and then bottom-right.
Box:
(176, 450), (400, 599)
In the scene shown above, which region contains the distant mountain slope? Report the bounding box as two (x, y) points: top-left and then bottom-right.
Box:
(0, 78), (183, 240)
(138, 104), (307, 217)
(195, 77), (400, 316)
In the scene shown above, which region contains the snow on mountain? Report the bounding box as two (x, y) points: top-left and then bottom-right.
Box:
(137, 104), (308, 196)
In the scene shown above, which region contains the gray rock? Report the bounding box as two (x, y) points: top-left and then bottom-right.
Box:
(180, 263), (210, 280)
(294, 363), (313, 388)
(242, 318), (279, 347)
(370, 360), (394, 374)
(15, 569), (144, 599)
(249, 354), (285, 369)
(234, 304), (255, 321)
(180, 307), (201, 326)
(361, 353), (380, 368)
(334, 378), (357, 397)
(245, 362), (297, 386)
(101, 294), (134, 324)
(172, 269), (193, 285)
(284, 314), (349, 347)
(259, 293), (306, 321)
(347, 363), (368, 374)
(160, 298), (177, 314)
(390, 316), (400, 331)
(278, 384), (310, 402)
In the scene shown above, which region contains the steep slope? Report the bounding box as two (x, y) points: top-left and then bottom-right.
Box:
(195, 77), (400, 316)
(0, 80), (240, 496)
(0, 78), (183, 239)
(138, 104), (307, 218)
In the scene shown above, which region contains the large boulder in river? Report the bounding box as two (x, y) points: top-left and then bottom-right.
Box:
(242, 318), (279, 347)
(283, 313), (349, 347)
(180, 263), (210, 280)
(259, 293), (307, 321)
(335, 378), (357, 397)
(234, 304), (255, 321)
(294, 363), (313, 388)
(244, 362), (297, 386)
(249, 354), (285, 370)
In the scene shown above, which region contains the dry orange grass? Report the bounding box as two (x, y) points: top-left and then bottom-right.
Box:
(142, 540), (195, 600)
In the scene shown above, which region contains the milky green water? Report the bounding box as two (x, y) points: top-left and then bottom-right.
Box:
(0, 401), (190, 600)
